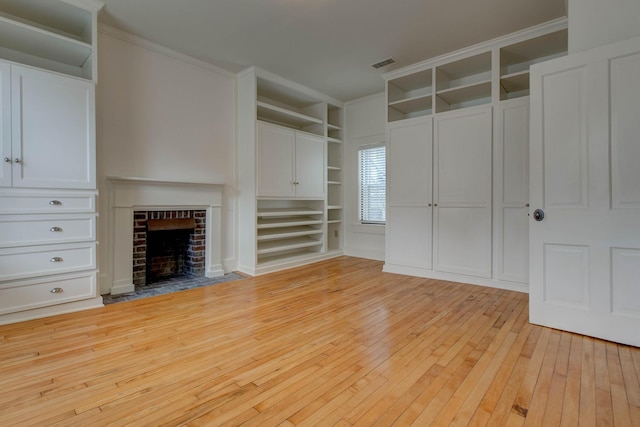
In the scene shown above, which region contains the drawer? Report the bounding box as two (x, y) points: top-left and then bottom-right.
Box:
(0, 192), (96, 214)
(0, 272), (96, 315)
(0, 243), (96, 282)
(0, 214), (96, 248)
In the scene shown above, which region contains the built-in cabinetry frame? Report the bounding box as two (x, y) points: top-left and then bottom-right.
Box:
(237, 67), (344, 276)
(383, 18), (567, 292)
(0, 0), (103, 82)
(0, 0), (102, 325)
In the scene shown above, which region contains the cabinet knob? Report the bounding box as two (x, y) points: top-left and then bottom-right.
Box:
(13, 158), (20, 163)
(50, 257), (64, 262)
(434, 203), (438, 207)
(50, 227), (63, 232)
(428, 203), (432, 207)
(50, 287), (64, 294)
(3, 157), (9, 163)
(525, 203), (530, 207)
(49, 200), (62, 206)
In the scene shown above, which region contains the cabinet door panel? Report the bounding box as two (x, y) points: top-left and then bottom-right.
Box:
(11, 65), (95, 189)
(495, 99), (529, 284)
(257, 123), (295, 197)
(387, 118), (432, 205)
(434, 107), (492, 278)
(295, 133), (325, 198)
(386, 206), (432, 269)
(0, 61), (10, 187)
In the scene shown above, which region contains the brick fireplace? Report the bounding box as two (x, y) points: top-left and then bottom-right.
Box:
(107, 177), (224, 295)
(133, 210), (207, 286)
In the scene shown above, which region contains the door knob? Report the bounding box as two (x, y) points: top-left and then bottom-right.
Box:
(533, 209), (545, 222)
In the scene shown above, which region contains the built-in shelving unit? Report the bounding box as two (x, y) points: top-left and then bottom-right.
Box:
(387, 69), (433, 122)
(237, 67), (344, 276)
(385, 20), (568, 118)
(435, 52), (492, 112)
(0, 0), (103, 81)
(499, 28), (568, 100)
(256, 77), (325, 135)
(327, 104), (344, 251)
(256, 200), (324, 265)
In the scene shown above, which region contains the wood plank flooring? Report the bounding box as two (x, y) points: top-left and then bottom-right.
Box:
(1, 256), (639, 426)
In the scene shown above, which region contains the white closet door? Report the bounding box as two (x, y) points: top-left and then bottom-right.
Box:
(0, 61), (10, 187)
(386, 117), (433, 270)
(434, 106), (492, 278)
(11, 65), (95, 189)
(257, 122), (295, 197)
(529, 36), (640, 347)
(494, 98), (529, 284)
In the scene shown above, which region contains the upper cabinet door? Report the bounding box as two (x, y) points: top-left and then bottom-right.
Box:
(257, 122), (296, 197)
(11, 65), (96, 189)
(0, 61), (10, 188)
(294, 132), (325, 198)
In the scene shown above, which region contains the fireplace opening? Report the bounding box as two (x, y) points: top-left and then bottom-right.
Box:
(146, 218), (195, 284)
(133, 210), (206, 286)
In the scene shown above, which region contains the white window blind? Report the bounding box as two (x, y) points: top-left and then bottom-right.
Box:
(358, 145), (386, 224)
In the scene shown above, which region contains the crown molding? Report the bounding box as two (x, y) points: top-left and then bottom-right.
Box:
(98, 23), (235, 79)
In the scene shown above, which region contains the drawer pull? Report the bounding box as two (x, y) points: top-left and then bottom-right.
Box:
(49, 200), (62, 206)
(50, 257), (64, 263)
(50, 227), (63, 232)
(50, 287), (64, 294)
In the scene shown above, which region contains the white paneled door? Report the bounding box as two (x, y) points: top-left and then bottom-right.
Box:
(529, 36), (640, 347)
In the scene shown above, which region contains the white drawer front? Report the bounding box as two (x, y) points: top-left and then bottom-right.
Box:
(0, 243), (96, 281)
(0, 215), (96, 248)
(0, 193), (96, 214)
(0, 272), (96, 315)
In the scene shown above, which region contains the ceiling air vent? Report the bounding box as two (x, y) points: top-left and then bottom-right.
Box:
(371, 57), (396, 69)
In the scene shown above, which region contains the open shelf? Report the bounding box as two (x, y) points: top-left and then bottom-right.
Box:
(257, 226), (323, 241)
(436, 80), (492, 111)
(257, 100), (323, 129)
(388, 69), (433, 121)
(257, 207), (324, 217)
(0, 1), (99, 80)
(499, 29), (568, 100)
(257, 236), (323, 255)
(257, 217), (323, 228)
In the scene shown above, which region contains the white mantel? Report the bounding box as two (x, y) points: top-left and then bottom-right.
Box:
(107, 177), (224, 295)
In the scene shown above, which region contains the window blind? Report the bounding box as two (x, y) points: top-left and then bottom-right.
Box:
(358, 145), (386, 224)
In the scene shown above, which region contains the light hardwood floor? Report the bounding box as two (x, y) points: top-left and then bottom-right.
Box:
(1, 257), (639, 426)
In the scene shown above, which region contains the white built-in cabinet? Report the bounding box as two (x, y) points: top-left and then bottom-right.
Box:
(257, 122), (325, 198)
(237, 67), (344, 276)
(0, 0), (102, 325)
(383, 19), (566, 291)
(2, 64), (95, 189)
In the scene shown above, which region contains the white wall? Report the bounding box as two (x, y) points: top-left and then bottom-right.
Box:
(343, 92), (386, 260)
(96, 27), (236, 294)
(569, 0), (640, 53)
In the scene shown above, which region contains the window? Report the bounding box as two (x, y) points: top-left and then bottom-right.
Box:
(358, 144), (386, 224)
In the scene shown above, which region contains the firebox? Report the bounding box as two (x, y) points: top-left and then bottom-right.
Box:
(132, 210), (206, 286)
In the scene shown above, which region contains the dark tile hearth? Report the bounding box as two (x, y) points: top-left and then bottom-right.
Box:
(102, 273), (244, 305)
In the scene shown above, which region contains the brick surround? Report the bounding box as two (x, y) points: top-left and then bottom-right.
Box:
(132, 210), (206, 286)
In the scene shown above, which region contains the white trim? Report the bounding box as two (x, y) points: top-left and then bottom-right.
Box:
(351, 223), (385, 235)
(98, 24), (235, 79)
(382, 263), (529, 294)
(344, 247), (385, 261)
(61, 0), (104, 13)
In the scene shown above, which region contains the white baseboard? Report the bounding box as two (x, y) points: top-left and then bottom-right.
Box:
(0, 296), (104, 325)
(344, 246), (385, 261)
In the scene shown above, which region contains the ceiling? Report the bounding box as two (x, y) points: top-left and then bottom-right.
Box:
(98, 0), (567, 102)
